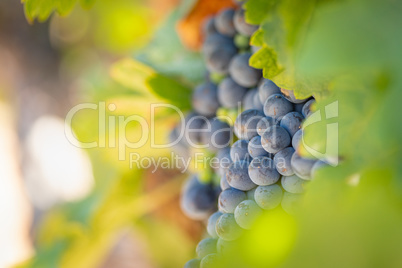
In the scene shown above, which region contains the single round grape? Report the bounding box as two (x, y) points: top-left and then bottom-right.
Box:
(253, 90), (264, 111)
(292, 129), (303, 150)
(202, 33), (235, 57)
(263, 94), (294, 120)
(185, 259), (201, 268)
(215, 213), (243, 241)
(302, 99), (315, 118)
(254, 184), (283, 210)
(281, 192), (302, 215)
(226, 160), (256, 191)
(233, 8), (259, 37)
(230, 140), (250, 162)
(218, 188), (247, 213)
(180, 176), (218, 220)
(234, 200), (263, 229)
(192, 82), (220, 117)
(242, 88), (257, 110)
(229, 53), (262, 88)
(214, 8), (236, 37)
(248, 156), (280, 186)
(234, 109), (265, 140)
(205, 45), (237, 75)
(311, 160), (329, 178)
(246, 187), (257, 201)
(248, 136), (270, 158)
(261, 125), (291, 154)
(258, 79), (281, 104)
(216, 147), (232, 177)
(203, 16), (217, 36)
(196, 238), (217, 259)
(218, 77), (247, 108)
(207, 211), (223, 238)
(273, 147), (295, 176)
(291, 153), (317, 180)
(280, 112), (304, 137)
(256, 116), (277, 136)
(208, 118), (232, 151)
(200, 253), (220, 268)
(281, 174), (306, 194)
(280, 88), (309, 104)
(184, 113), (207, 145)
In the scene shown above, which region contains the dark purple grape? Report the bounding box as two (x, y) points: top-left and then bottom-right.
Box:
(234, 200), (262, 229)
(218, 188), (247, 213)
(229, 53), (262, 88)
(220, 174), (231, 191)
(258, 79), (281, 104)
(234, 109), (265, 140)
(261, 125), (291, 154)
(280, 112), (304, 137)
(230, 140), (250, 162)
(256, 116), (277, 136)
(263, 94), (294, 120)
(233, 8), (258, 37)
(202, 33), (235, 57)
(248, 156), (280, 186)
(215, 8), (236, 37)
(290, 152), (317, 180)
(242, 88), (257, 110)
(218, 77), (247, 108)
(216, 147), (232, 177)
(184, 113), (208, 145)
(203, 16), (217, 36)
(292, 129), (303, 150)
(206, 45), (237, 75)
(227, 160), (256, 191)
(208, 118), (232, 151)
(192, 82), (220, 117)
(253, 90), (264, 111)
(248, 136), (270, 158)
(273, 147), (295, 176)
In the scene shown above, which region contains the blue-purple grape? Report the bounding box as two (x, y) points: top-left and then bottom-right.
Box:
(280, 112), (304, 137)
(192, 82), (220, 117)
(242, 88), (257, 110)
(302, 99), (315, 118)
(233, 8), (258, 37)
(234, 109), (264, 140)
(218, 188), (247, 213)
(273, 147), (295, 176)
(256, 116), (277, 136)
(214, 8), (236, 37)
(203, 16), (217, 36)
(292, 129), (303, 150)
(226, 160), (256, 191)
(208, 118), (232, 151)
(258, 79), (281, 104)
(248, 156), (280, 186)
(261, 125), (291, 154)
(248, 136), (270, 158)
(263, 94), (294, 120)
(230, 139), (250, 162)
(291, 153), (317, 180)
(218, 77), (247, 108)
(280, 88), (309, 104)
(229, 53), (262, 88)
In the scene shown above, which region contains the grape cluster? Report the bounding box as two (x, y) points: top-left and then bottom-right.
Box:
(171, 3), (327, 268)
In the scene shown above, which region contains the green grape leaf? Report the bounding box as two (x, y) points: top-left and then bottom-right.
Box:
(22, 0), (96, 22)
(249, 28), (264, 47)
(244, 0), (277, 25)
(110, 58), (192, 110)
(249, 45), (283, 79)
